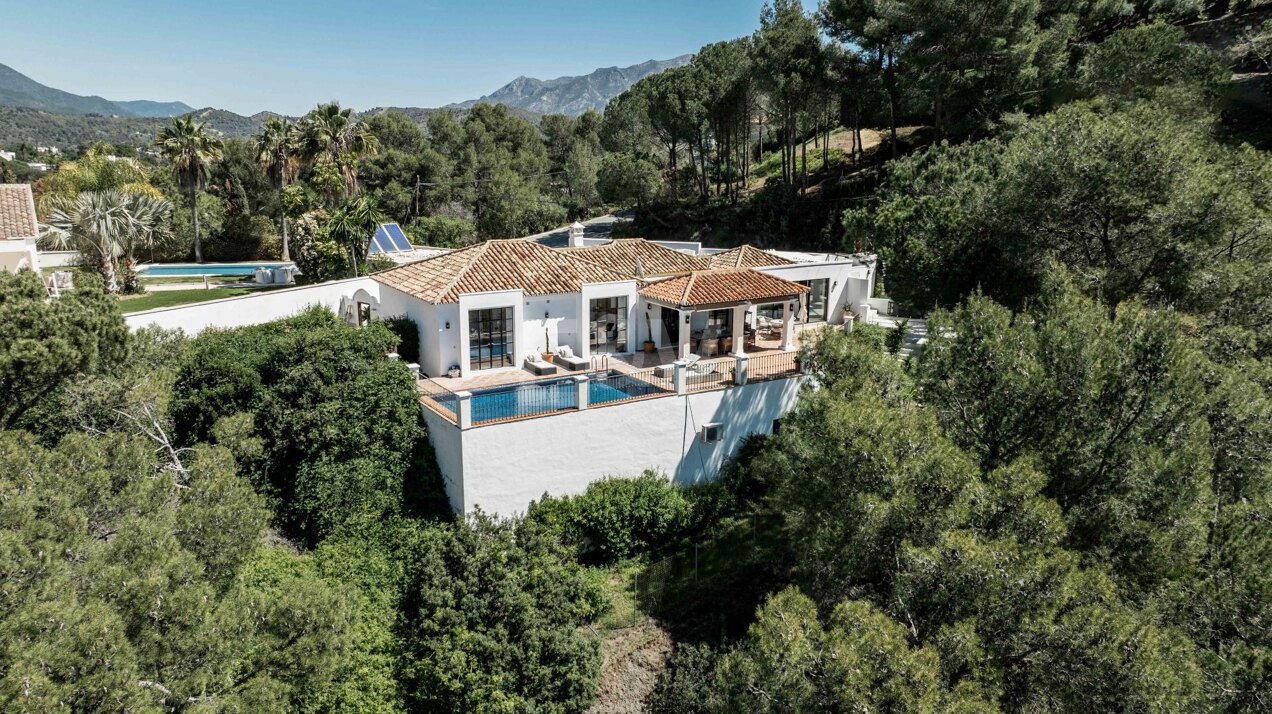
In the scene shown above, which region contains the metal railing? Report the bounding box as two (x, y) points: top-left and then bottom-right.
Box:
(418, 379), (459, 425)
(470, 378), (578, 425)
(418, 351), (806, 429)
(684, 357), (735, 393)
(747, 351), (800, 383)
(588, 367), (673, 406)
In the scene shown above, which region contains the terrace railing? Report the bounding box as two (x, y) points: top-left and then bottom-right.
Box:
(684, 357), (736, 393)
(470, 379), (578, 426)
(420, 349), (807, 429)
(747, 351), (800, 383)
(587, 367), (673, 407)
(418, 378), (459, 425)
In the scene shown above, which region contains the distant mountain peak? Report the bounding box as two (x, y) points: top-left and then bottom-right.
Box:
(0, 62), (192, 118)
(447, 54), (693, 116)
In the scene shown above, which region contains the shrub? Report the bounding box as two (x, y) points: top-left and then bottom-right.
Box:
(530, 471), (694, 561)
(848, 322), (888, 352)
(407, 215), (476, 248)
(886, 318), (909, 354)
(384, 315), (421, 364)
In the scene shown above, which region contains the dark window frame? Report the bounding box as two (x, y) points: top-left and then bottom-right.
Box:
(468, 306), (515, 370)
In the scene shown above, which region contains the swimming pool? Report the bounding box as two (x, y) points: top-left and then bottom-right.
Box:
(138, 262), (295, 277)
(436, 370), (668, 423)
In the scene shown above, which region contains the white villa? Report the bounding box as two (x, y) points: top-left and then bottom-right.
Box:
(368, 231), (874, 380)
(125, 221), (885, 514)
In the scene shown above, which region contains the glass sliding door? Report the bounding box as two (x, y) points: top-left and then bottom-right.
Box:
(468, 306), (514, 370)
(589, 296), (628, 353)
(800, 279), (829, 322)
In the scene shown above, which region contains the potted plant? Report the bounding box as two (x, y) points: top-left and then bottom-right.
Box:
(542, 327), (555, 361)
(643, 312), (657, 353)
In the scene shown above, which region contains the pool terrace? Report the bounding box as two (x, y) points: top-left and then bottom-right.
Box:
(419, 335), (809, 428)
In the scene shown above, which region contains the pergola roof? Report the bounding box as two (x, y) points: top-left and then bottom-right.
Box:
(373, 238), (631, 303)
(639, 268), (808, 308)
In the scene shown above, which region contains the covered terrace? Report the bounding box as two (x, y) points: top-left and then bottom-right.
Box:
(637, 268), (809, 360)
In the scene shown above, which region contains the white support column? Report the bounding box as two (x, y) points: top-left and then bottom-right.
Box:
(678, 310), (692, 359)
(781, 301), (796, 351)
(574, 374), (590, 410)
(455, 391), (473, 430)
(674, 360), (688, 395)
(575, 292), (588, 361)
(730, 304), (747, 357)
(734, 354), (749, 386)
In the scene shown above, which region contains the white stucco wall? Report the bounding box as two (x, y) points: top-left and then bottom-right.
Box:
(759, 261), (866, 325)
(422, 405), (465, 509)
(524, 292), (580, 358)
(432, 376), (807, 515)
(123, 277), (379, 334)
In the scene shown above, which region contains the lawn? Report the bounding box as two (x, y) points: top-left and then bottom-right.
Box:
(118, 287), (261, 313)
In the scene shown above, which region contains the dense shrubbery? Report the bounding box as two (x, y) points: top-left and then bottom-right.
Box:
(169, 307), (442, 544)
(383, 315), (420, 364)
(0, 430), (359, 712)
(650, 271), (1272, 711)
(529, 471), (697, 561)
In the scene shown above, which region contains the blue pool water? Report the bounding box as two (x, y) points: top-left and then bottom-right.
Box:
(438, 371), (666, 422)
(139, 262), (294, 277)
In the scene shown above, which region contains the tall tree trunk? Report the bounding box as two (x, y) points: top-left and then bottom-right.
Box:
(191, 187), (202, 263)
(280, 212), (290, 261)
(885, 48), (899, 160)
(800, 133), (807, 197)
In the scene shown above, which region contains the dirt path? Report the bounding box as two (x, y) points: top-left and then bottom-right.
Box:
(588, 619), (673, 713)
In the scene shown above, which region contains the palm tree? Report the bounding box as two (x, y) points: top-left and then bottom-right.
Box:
(326, 195), (385, 276)
(254, 117), (300, 260)
(153, 116), (223, 263)
(45, 191), (172, 293)
(296, 102), (378, 202)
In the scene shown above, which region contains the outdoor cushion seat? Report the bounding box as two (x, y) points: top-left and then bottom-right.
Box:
(525, 355), (557, 376)
(554, 346), (588, 371)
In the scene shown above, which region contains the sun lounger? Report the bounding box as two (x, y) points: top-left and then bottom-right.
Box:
(554, 346), (588, 371)
(525, 354), (558, 376)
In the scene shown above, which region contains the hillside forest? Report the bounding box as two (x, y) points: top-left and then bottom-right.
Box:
(1, 0), (1272, 712)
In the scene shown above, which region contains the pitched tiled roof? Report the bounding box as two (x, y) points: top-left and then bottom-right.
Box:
(562, 238), (703, 277)
(0, 184), (38, 240)
(639, 268), (808, 308)
(701, 245), (796, 270)
(372, 238), (632, 303)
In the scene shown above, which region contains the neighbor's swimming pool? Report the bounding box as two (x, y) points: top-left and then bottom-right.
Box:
(436, 370), (666, 423)
(138, 262), (294, 277)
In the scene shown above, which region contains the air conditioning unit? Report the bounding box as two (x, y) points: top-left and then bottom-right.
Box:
(700, 422), (723, 444)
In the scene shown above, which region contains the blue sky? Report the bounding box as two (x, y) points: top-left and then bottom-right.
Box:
(2, 0), (817, 115)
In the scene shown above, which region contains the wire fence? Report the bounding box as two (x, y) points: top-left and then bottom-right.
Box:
(633, 513), (784, 617)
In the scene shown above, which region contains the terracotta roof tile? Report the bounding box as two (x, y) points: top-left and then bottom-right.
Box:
(701, 245), (796, 270)
(372, 238), (632, 303)
(639, 268), (808, 308)
(562, 238), (704, 277)
(0, 184), (38, 240)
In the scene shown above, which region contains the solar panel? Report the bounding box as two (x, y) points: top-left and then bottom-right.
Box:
(368, 224), (411, 255)
(383, 223), (412, 251)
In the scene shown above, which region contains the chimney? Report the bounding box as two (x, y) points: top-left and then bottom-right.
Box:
(568, 221), (585, 248)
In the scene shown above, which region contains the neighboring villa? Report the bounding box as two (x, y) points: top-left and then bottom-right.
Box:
(125, 221), (883, 515)
(0, 183), (40, 274)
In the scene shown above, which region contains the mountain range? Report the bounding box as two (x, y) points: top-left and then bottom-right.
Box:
(446, 55), (692, 115)
(0, 63), (194, 118)
(0, 56), (692, 147)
